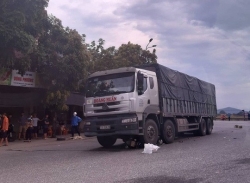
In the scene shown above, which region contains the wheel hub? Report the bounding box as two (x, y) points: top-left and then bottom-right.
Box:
(147, 126), (155, 139)
(166, 126), (173, 137)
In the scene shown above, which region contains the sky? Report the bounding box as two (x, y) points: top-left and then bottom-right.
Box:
(47, 0), (250, 110)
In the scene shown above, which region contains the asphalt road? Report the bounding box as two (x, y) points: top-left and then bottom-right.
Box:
(1, 120), (250, 183)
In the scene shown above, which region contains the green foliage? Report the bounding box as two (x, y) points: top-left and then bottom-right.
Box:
(38, 16), (88, 88)
(114, 42), (157, 67)
(36, 16), (90, 110)
(0, 1), (89, 111)
(0, 0), (158, 112)
(0, 0), (49, 73)
(44, 90), (70, 111)
(85, 39), (157, 74)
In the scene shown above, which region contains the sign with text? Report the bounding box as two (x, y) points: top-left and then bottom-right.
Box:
(11, 70), (36, 87)
(94, 96), (117, 103)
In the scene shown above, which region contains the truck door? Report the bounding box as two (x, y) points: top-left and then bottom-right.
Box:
(137, 73), (150, 116)
(148, 76), (159, 106)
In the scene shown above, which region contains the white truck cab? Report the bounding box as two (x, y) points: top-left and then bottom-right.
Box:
(84, 67), (159, 146)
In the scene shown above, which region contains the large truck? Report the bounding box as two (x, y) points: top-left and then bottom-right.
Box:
(83, 63), (217, 147)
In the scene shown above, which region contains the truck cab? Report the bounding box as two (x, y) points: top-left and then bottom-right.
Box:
(83, 67), (159, 147)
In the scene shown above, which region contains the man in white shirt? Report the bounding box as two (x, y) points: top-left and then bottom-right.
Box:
(32, 114), (41, 139)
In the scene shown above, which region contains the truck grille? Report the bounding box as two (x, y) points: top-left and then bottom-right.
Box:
(85, 100), (130, 115)
(96, 121), (115, 125)
(94, 108), (119, 113)
(94, 101), (120, 107)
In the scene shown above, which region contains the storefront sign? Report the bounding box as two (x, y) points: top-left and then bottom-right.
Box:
(11, 70), (36, 87)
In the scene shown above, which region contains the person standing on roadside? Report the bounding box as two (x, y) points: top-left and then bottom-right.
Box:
(25, 114), (33, 142)
(228, 113), (231, 121)
(71, 112), (82, 138)
(32, 114), (41, 139)
(0, 114), (2, 129)
(8, 114), (12, 124)
(0, 113), (9, 146)
(18, 112), (27, 140)
(43, 115), (50, 139)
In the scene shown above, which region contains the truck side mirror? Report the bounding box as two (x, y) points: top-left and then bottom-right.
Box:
(137, 72), (144, 92)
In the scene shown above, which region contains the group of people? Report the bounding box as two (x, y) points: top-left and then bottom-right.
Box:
(0, 111), (83, 146)
(18, 113), (51, 141)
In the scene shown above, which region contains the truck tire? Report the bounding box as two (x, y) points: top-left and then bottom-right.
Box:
(198, 118), (207, 136)
(162, 120), (175, 144)
(97, 136), (117, 148)
(206, 118), (213, 135)
(143, 119), (159, 145)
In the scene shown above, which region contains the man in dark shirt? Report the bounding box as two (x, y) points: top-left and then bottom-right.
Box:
(43, 115), (50, 139)
(25, 114), (33, 142)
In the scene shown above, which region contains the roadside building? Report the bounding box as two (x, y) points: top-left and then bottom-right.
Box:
(0, 69), (84, 134)
(0, 69), (46, 130)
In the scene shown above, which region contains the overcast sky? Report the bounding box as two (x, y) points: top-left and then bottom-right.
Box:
(47, 0), (250, 110)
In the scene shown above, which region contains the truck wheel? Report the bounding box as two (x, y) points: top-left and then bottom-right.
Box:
(198, 119), (207, 136)
(206, 118), (213, 135)
(162, 120), (175, 144)
(97, 136), (117, 148)
(143, 119), (159, 145)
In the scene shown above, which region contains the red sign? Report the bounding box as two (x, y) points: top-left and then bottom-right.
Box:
(94, 96), (117, 103)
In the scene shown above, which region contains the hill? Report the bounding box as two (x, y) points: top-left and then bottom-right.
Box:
(217, 107), (242, 114)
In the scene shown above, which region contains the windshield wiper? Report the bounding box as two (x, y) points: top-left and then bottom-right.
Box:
(109, 91), (128, 94)
(94, 90), (109, 97)
(94, 90), (128, 97)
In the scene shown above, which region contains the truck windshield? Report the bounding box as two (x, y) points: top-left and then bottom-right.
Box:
(86, 72), (135, 97)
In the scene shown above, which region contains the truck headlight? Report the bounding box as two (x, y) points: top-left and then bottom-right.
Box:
(121, 118), (137, 123)
(85, 122), (91, 125)
(86, 99), (92, 104)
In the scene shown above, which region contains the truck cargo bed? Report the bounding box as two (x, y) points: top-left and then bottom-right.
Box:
(139, 63), (217, 117)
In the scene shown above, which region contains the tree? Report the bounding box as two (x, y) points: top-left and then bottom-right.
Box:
(84, 38), (109, 74)
(0, 0), (49, 73)
(85, 40), (157, 73)
(114, 42), (157, 68)
(0, 0), (90, 111)
(0, 0), (158, 113)
(35, 16), (90, 137)
(37, 16), (90, 111)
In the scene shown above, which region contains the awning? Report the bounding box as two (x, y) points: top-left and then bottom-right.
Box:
(66, 93), (84, 107)
(0, 85), (45, 107)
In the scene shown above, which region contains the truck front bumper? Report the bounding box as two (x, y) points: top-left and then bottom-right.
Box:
(83, 114), (139, 137)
